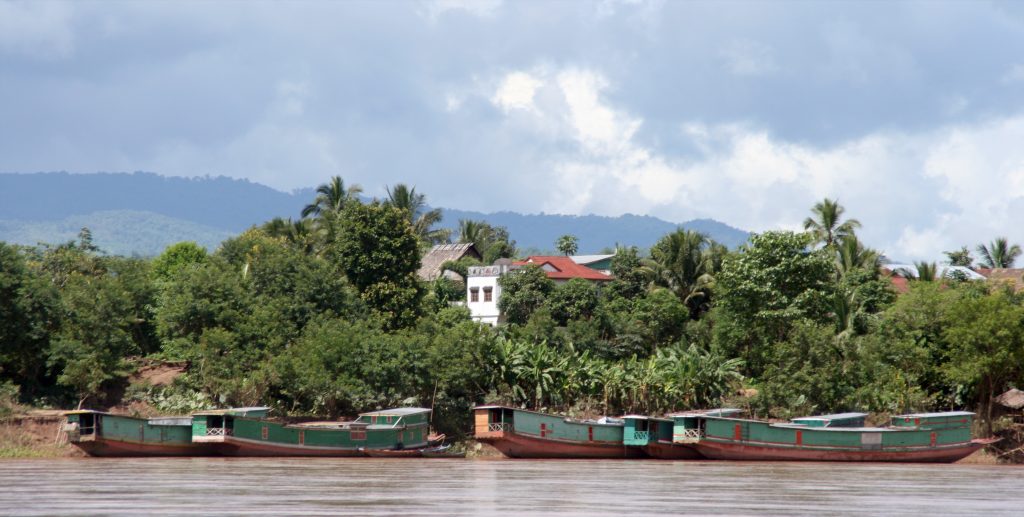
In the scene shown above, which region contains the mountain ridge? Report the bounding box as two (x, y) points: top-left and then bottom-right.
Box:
(0, 172), (750, 255)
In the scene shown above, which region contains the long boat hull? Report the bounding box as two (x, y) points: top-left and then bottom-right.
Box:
(479, 431), (645, 459)
(693, 438), (994, 463)
(213, 435), (365, 457)
(71, 438), (214, 457)
(643, 440), (703, 460)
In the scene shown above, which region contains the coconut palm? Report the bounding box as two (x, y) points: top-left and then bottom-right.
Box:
(301, 176), (362, 219)
(835, 235), (880, 278)
(914, 261), (937, 282)
(555, 234), (579, 256)
(644, 229), (716, 318)
(976, 237), (1022, 269)
(803, 198), (861, 247)
(386, 183), (451, 247)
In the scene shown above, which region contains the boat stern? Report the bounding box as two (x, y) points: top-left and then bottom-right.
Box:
(473, 406), (513, 441)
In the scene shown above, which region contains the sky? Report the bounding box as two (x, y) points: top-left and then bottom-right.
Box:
(2, 0), (1024, 261)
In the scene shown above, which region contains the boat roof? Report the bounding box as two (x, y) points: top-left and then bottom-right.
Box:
(771, 424), (897, 432)
(893, 411), (975, 418)
(360, 407), (430, 416)
(192, 406), (270, 416)
(791, 412), (868, 422)
(667, 408), (744, 418)
(63, 409), (109, 415)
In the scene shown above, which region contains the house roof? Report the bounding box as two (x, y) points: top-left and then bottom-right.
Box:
(570, 254), (616, 266)
(979, 268), (1024, 292)
(882, 264), (986, 281)
(996, 388), (1024, 410)
(416, 243), (481, 281)
(514, 256), (613, 281)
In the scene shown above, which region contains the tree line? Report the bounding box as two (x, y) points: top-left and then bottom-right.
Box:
(2, 180), (1023, 437)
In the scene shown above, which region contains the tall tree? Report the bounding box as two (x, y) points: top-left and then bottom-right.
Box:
(457, 219), (516, 264)
(976, 237), (1022, 269)
(803, 198), (861, 247)
(386, 183), (450, 247)
(301, 176), (362, 218)
(835, 235), (880, 279)
(645, 229), (716, 319)
(555, 234), (579, 256)
(944, 246), (973, 268)
(334, 202), (423, 329)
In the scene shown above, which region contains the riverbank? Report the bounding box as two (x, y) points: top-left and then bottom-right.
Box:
(0, 412), (82, 459)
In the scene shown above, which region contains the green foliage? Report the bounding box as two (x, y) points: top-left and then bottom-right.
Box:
(604, 245), (647, 302)
(945, 246), (973, 267)
(151, 241), (207, 282)
(645, 229), (720, 319)
(334, 202), (422, 329)
(457, 219), (516, 264)
(498, 265), (555, 325)
(713, 231), (835, 376)
(977, 237), (1022, 269)
(0, 243), (60, 397)
(547, 278), (599, 325)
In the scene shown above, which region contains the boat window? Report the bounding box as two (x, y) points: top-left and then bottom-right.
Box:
(79, 413), (96, 435)
(351, 430), (366, 441)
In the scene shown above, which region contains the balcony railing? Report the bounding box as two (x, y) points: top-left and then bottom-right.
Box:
(206, 427), (231, 436)
(674, 429), (705, 443)
(633, 431), (650, 441)
(488, 423), (511, 432)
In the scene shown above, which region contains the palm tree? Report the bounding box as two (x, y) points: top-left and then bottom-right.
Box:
(386, 183), (451, 247)
(976, 237), (1022, 268)
(555, 234), (579, 256)
(913, 261), (937, 282)
(302, 176), (362, 218)
(803, 198), (861, 247)
(835, 235), (880, 278)
(457, 219), (489, 245)
(644, 229), (716, 319)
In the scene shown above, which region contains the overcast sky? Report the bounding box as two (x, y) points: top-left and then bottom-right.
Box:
(2, 0), (1024, 260)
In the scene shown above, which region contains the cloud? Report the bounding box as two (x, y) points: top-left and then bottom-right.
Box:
(0, 1), (75, 59)
(474, 64), (1024, 261)
(491, 71), (543, 113)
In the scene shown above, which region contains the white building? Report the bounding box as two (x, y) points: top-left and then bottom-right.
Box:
(466, 264), (514, 326)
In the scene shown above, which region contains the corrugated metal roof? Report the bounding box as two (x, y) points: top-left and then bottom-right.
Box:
(416, 243), (480, 281)
(791, 412), (868, 422)
(570, 254), (615, 265)
(883, 264), (986, 280)
(360, 407), (430, 416)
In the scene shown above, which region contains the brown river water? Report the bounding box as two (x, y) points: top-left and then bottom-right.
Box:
(1, 458), (1022, 516)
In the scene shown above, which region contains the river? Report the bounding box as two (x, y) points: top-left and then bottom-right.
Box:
(1, 458), (1022, 515)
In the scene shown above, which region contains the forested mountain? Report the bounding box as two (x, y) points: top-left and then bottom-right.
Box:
(0, 172), (748, 255)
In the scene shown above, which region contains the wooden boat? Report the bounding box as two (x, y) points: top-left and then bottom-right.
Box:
(623, 409), (742, 459)
(192, 407), (432, 457)
(688, 411), (997, 463)
(63, 410), (214, 457)
(420, 444), (466, 458)
(473, 405), (645, 459)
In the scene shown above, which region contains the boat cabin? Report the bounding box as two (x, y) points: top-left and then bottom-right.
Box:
(623, 415), (672, 446)
(668, 408), (744, 443)
(891, 411), (974, 430)
(192, 407), (270, 441)
(790, 412), (867, 428)
(356, 408), (430, 428)
(63, 410), (102, 441)
(474, 406), (515, 437)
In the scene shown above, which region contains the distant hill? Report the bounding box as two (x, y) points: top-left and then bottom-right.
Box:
(0, 172), (749, 255)
(0, 210), (233, 256)
(439, 210), (750, 253)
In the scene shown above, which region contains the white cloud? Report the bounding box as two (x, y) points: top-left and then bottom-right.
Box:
(0, 1), (75, 59)
(474, 64), (1024, 261)
(1002, 63), (1024, 84)
(491, 71), (543, 113)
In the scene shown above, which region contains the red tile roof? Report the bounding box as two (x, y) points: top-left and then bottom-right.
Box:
(513, 256), (613, 281)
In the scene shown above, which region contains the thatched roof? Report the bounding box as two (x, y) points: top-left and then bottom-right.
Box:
(416, 243), (481, 281)
(980, 268), (1024, 292)
(996, 388), (1024, 410)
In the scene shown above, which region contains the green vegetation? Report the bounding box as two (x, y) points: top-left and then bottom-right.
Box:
(1, 183), (1023, 440)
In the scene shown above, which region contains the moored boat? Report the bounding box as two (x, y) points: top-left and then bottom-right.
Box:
(623, 409), (742, 459)
(689, 411), (997, 463)
(63, 410), (214, 457)
(473, 405), (645, 459)
(192, 406), (432, 457)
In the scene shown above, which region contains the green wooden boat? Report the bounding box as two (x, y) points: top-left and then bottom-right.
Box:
(623, 409), (743, 459)
(63, 410), (213, 457)
(474, 405), (645, 458)
(192, 407), (432, 456)
(687, 411), (996, 462)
